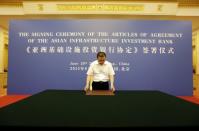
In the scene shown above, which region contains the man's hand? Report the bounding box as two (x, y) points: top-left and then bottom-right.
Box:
(111, 85), (115, 92)
(84, 85), (89, 91)
(84, 85), (93, 91)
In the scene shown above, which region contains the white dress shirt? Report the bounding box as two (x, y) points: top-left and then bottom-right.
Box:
(87, 60), (115, 82)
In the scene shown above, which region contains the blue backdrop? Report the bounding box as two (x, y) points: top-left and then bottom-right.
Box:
(8, 20), (192, 95)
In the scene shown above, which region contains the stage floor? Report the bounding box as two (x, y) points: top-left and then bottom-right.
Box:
(0, 90), (199, 127)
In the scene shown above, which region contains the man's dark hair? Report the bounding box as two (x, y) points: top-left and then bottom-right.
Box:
(97, 52), (106, 58)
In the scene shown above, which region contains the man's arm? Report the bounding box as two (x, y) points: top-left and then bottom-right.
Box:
(84, 75), (93, 91)
(109, 75), (115, 92)
(89, 75), (93, 91)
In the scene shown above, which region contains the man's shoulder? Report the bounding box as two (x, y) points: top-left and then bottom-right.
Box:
(105, 61), (113, 66)
(90, 60), (98, 65)
(105, 61), (111, 64)
(89, 60), (113, 66)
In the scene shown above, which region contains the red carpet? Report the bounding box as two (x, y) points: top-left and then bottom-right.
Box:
(0, 95), (199, 108)
(178, 96), (199, 105)
(0, 95), (30, 108)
